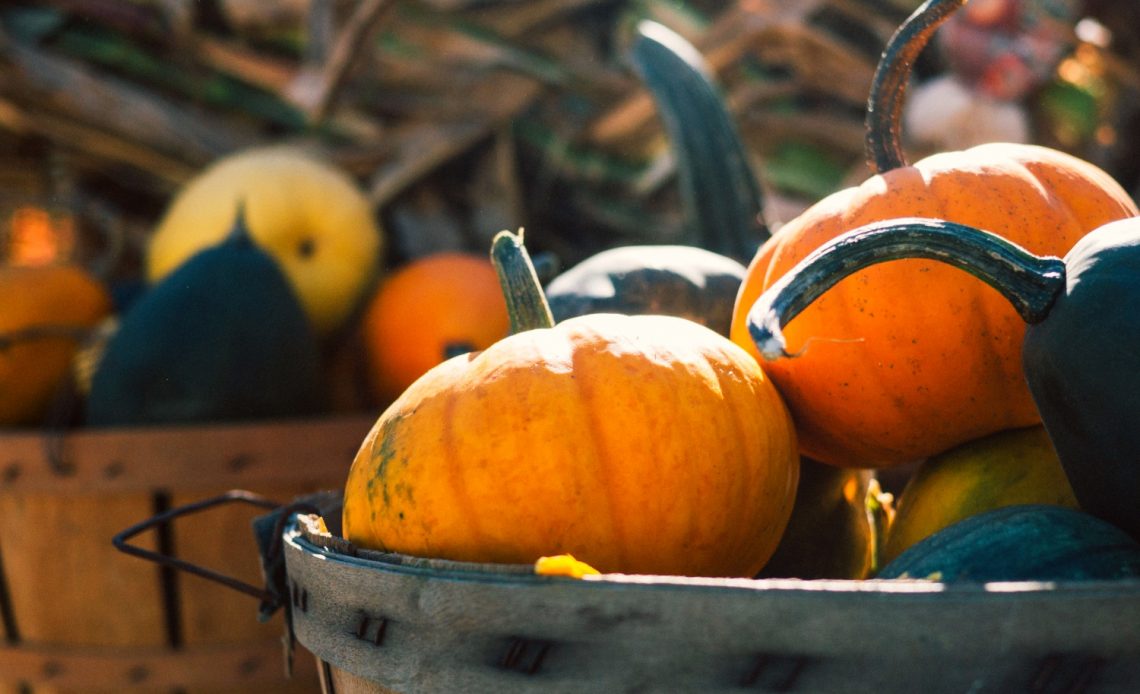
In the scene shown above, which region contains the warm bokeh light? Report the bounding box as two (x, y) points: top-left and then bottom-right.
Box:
(4, 205), (75, 266)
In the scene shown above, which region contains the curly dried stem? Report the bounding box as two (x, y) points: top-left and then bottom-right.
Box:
(864, 0), (967, 174)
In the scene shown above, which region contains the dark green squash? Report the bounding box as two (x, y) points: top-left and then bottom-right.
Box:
(756, 458), (875, 580)
(746, 216), (1140, 541)
(545, 245), (746, 337)
(877, 504), (1140, 582)
(630, 20), (768, 262)
(544, 21), (764, 337)
(87, 207), (326, 426)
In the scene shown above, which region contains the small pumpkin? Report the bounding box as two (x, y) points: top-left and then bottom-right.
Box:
(343, 230), (799, 577)
(882, 426), (1078, 565)
(877, 505), (1140, 582)
(746, 216), (1140, 542)
(0, 264), (111, 426)
(729, 0), (1138, 468)
(360, 252), (509, 403)
(146, 145), (383, 334)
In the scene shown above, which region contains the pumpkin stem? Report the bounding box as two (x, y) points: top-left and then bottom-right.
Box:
(864, 0), (966, 174)
(490, 229), (555, 334)
(631, 20), (768, 261)
(225, 199), (256, 248)
(746, 218), (1067, 361)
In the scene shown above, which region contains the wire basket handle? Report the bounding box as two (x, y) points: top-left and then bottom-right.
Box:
(111, 489), (324, 612)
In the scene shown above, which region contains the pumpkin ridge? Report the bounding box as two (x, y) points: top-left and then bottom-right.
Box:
(650, 336), (698, 557)
(716, 353), (792, 565)
(440, 386), (489, 560)
(568, 322), (631, 570)
(714, 355), (757, 558)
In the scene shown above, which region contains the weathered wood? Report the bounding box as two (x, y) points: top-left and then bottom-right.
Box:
(0, 416), (370, 692)
(173, 485), (321, 694)
(0, 414), (375, 494)
(0, 639), (319, 690)
(0, 492), (168, 694)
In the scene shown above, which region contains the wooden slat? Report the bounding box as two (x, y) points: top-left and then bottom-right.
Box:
(0, 414), (376, 494)
(325, 664), (398, 694)
(0, 492), (168, 694)
(0, 415), (370, 692)
(0, 639), (319, 690)
(172, 484), (324, 694)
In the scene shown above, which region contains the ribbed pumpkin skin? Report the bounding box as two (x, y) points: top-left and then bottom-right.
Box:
(0, 265), (111, 425)
(877, 504), (1140, 582)
(731, 144), (1138, 468)
(361, 253), (508, 403)
(344, 313), (799, 577)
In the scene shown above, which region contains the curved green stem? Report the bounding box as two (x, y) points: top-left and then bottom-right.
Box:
(490, 229), (555, 334)
(864, 0), (966, 174)
(746, 218), (1067, 361)
(631, 20), (768, 261)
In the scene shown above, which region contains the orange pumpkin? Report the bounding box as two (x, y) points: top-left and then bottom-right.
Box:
(0, 264), (112, 426)
(360, 252), (509, 403)
(729, 0), (1138, 468)
(344, 231), (799, 577)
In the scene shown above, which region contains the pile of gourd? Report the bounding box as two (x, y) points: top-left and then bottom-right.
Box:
(342, 0), (1140, 584)
(0, 143), (512, 430)
(6, 0), (1140, 585)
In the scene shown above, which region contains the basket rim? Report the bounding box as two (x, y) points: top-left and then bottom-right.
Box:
(285, 511), (1140, 597)
(281, 512), (1140, 693)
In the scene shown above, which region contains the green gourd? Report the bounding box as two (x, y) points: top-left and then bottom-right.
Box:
(87, 207), (326, 426)
(756, 457), (874, 580)
(882, 426), (1078, 565)
(543, 21), (762, 338)
(545, 245), (746, 337)
(746, 216), (1140, 541)
(631, 20), (768, 262)
(877, 505), (1140, 582)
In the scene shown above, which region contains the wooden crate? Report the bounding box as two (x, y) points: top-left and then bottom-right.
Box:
(0, 413), (376, 694)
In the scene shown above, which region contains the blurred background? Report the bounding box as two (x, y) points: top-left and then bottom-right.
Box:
(2, 0), (1136, 276)
(1, 0), (1138, 422)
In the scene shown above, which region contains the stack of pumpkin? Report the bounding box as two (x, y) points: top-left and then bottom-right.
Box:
(0, 142), (516, 431)
(5, 0), (1140, 588)
(340, 0), (1140, 585)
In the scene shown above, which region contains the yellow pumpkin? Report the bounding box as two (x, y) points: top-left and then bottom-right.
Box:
(343, 231), (799, 577)
(882, 426), (1078, 565)
(0, 264), (111, 425)
(145, 145), (383, 333)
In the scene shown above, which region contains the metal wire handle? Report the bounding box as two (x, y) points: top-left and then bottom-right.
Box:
(111, 489), (321, 606)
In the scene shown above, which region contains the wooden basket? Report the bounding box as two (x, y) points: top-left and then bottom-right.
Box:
(0, 413), (376, 694)
(281, 512), (1140, 694)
